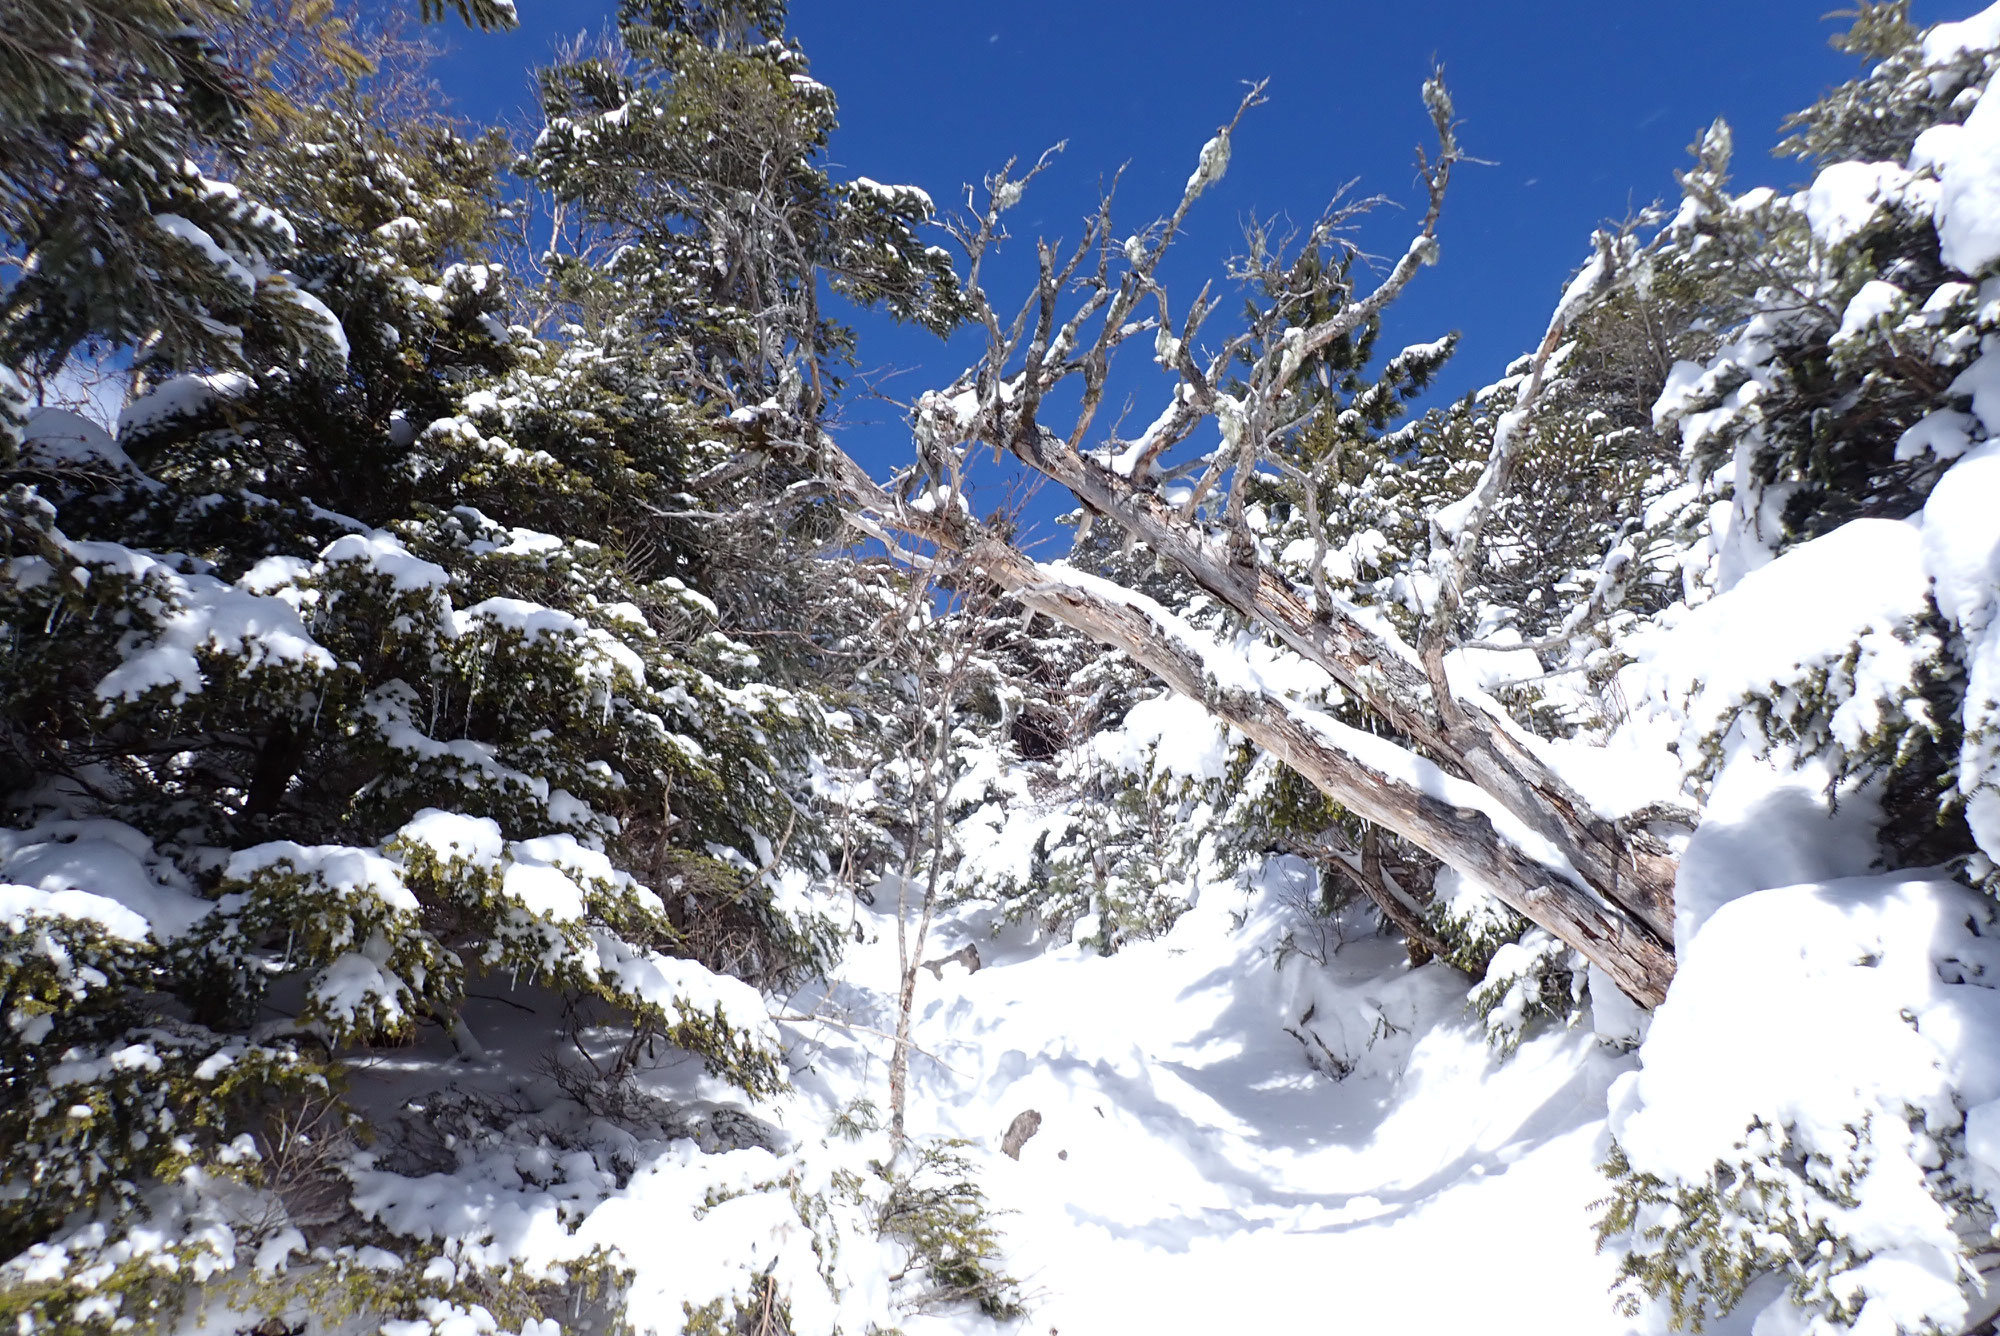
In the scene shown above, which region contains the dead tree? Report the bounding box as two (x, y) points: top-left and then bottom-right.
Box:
(811, 76), (1679, 1006)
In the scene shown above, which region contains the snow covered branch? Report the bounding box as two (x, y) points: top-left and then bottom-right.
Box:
(818, 434), (1675, 1005)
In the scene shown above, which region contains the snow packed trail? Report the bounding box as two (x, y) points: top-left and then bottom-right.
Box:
(788, 858), (1640, 1335)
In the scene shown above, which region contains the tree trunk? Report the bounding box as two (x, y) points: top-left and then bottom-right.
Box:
(966, 535), (1676, 1006)
(1016, 427), (1679, 950)
(822, 447), (1677, 1006)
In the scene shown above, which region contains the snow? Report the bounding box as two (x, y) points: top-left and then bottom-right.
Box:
(21, 408), (138, 473)
(1031, 563), (1264, 696)
(312, 952), (414, 1028)
(1428, 490), (1476, 541)
(1613, 872), (1999, 1181)
(397, 810), (636, 926)
(1914, 71), (2000, 276)
(1835, 278), (1907, 343)
(118, 371), (255, 441)
(1295, 703), (1576, 875)
(91, 559), (336, 706)
(588, 930), (778, 1051)
(457, 596), (648, 685)
(153, 214), (257, 298)
(500, 861), (586, 924)
(1444, 636), (1545, 694)
(791, 860), (1639, 1336)
(270, 277), (350, 364)
(1923, 1), (2000, 63)
(1803, 160), (1910, 249)
(0, 820), (211, 942)
(1095, 692), (1235, 781)
(1632, 516), (1933, 770)
(0, 882), (153, 942)
(1029, 561), (1576, 879)
(1923, 440), (2000, 855)
(1947, 336), (2000, 428)
(20, 10), (2000, 1333)
(1896, 406), (1978, 461)
(349, 1131), (861, 1335)
(1607, 866), (2000, 1336)
(1552, 247), (1610, 326)
(225, 841), (419, 914)
(851, 177), (934, 214)
(1594, 404), (2000, 1333)
(321, 531), (451, 592)
(1185, 132), (1230, 197)
(394, 809), (505, 865)
(511, 832), (629, 898)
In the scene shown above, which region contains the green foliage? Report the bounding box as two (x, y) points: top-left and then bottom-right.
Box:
(0, 0), (953, 1328)
(0, 0), (284, 370)
(420, 0), (521, 30)
(1597, 1135), (1800, 1332)
(682, 1290), (793, 1336)
(1008, 772), (1203, 952)
(876, 1142), (1024, 1321)
(1596, 1112), (1984, 1335)
(529, 13), (966, 410)
(0, 915), (327, 1250)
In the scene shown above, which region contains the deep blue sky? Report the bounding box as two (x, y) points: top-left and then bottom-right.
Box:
(433, 1), (1957, 544)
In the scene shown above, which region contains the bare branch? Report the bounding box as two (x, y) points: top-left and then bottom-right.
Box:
(815, 433), (1674, 1006)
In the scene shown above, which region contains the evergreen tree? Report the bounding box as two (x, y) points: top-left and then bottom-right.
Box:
(0, 0), (978, 1329)
(1583, 8), (2000, 1331)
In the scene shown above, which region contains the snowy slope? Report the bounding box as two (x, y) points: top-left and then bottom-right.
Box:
(791, 861), (1640, 1336)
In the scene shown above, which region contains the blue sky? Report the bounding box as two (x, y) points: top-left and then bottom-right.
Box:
(435, 1), (1956, 542)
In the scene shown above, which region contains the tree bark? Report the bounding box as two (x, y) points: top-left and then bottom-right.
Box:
(812, 444), (1672, 996)
(969, 536), (1675, 1006)
(1012, 426), (1679, 950)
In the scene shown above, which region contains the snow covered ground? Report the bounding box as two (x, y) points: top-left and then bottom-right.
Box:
(793, 861), (1642, 1336)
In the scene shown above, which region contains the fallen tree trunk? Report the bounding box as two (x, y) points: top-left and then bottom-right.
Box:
(1011, 423), (1680, 950)
(820, 448), (1677, 1006)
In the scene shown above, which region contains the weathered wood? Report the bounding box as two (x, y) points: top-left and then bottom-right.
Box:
(1021, 429), (1679, 949)
(985, 541), (1675, 1005)
(821, 444), (1676, 1006)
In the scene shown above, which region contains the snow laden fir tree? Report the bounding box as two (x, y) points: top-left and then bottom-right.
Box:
(9, 1), (2000, 1335)
(0, 2), (990, 1330)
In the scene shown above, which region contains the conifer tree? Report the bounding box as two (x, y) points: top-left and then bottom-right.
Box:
(0, 0), (976, 1328)
(1566, 8), (2000, 1331)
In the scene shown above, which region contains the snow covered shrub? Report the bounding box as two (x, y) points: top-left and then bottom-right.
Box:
(1597, 873), (2000, 1336)
(1635, 517), (1971, 869)
(0, 0), (992, 1327)
(1636, 2), (2000, 876)
(867, 567), (1214, 953)
(1589, 10), (2000, 1330)
(1420, 868), (1583, 1053)
(945, 685), (1225, 952)
(875, 1140), (1024, 1321)
(1465, 929), (1583, 1055)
